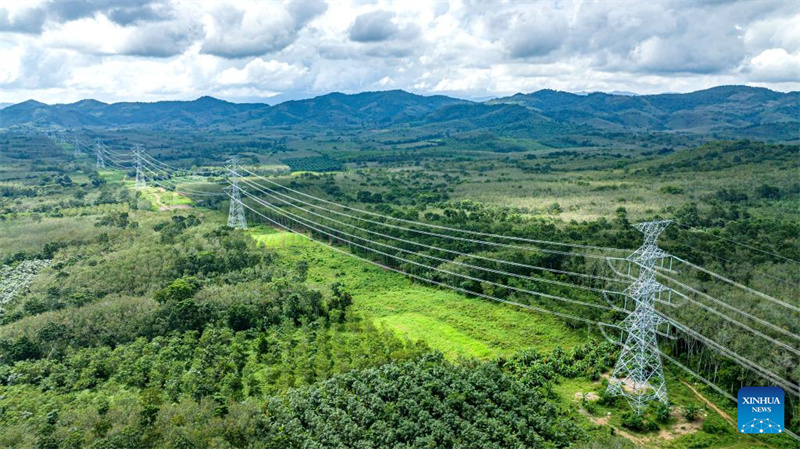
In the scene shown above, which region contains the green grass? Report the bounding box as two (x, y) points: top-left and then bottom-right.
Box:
(251, 229), (307, 247)
(98, 169), (125, 183)
(373, 312), (495, 359)
(156, 189), (194, 207)
(247, 229), (584, 359)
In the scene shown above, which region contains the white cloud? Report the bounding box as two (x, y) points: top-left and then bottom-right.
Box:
(0, 0), (798, 104)
(216, 58), (309, 89)
(0, 43), (23, 84)
(744, 15), (800, 54)
(745, 48), (800, 82)
(199, 0), (326, 58)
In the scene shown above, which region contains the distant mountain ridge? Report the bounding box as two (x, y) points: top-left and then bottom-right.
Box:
(1, 86), (797, 139)
(487, 85), (799, 133)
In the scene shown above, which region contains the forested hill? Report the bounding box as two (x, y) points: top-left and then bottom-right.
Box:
(0, 90), (467, 130)
(1, 86), (797, 139)
(488, 86), (800, 135)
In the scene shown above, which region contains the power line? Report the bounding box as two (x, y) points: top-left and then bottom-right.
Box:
(608, 255), (800, 348)
(675, 221), (800, 265)
(136, 157), (226, 195)
(139, 151), (182, 172)
(607, 220), (671, 414)
(238, 176), (626, 286)
(141, 177), (225, 198)
(98, 145), (133, 160)
(673, 256), (800, 314)
(245, 182), (620, 295)
(658, 350), (800, 443)
(238, 175), (614, 261)
(226, 156), (247, 229)
(657, 294), (800, 358)
(237, 197), (622, 330)
(669, 241), (797, 287)
(662, 313), (800, 397)
(239, 168), (631, 254)
(656, 271), (800, 344)
(139, 151), (226, 181)
(138, 165), (225, 197)
(98, 147), (133, 165)
(239, 186), (619, 314)
(139, 156), (174, 177)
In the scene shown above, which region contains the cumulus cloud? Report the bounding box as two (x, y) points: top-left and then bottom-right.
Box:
(216, 58), (309, 89)
(0, 0), (798, 104)
(39, 13), (197, 59)
(0, 6), (47, 34)
(200, 7), (293, 58)
(503, 10), (567, 58)
(288, 0), (328, 27)
(120, 20), (202, 57)
(349, 11), (401, 42)
(744, 48), (800, 82)
(744, 15), (800, 54)
(46, 0), (171, 25)
(200, 1), (327, 58)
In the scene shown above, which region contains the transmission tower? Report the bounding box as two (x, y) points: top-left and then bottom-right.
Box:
(226, 156), (247, 229)
(608, 220), (672, 415)
(73, 133), (83, 157)
(133, 144), (147, 189)
(94, 139), (105, 169)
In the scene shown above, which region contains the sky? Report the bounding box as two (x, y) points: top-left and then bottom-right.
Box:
(0, 0), (798, 105)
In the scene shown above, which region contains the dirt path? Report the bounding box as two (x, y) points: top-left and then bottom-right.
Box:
(680, 380), (734, 425)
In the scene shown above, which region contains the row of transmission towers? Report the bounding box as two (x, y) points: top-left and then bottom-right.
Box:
(64, 131), (247, 230)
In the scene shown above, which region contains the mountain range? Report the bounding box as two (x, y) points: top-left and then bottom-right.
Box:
(1, 86), (797, 140)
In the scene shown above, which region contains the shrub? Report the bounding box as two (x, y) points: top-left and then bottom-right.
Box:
(660, 185), (684, 195)
(701, 415), (731, 434)
(650, 401), (671, 424)
(684, 403), (702, 422)
(621, 411), (646, 431)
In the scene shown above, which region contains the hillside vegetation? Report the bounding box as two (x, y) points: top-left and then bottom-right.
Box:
(3, 86), (798, 141)
(0, 100), (798, 448)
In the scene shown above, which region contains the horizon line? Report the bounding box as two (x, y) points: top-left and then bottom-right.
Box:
(4, 84), (796, 108)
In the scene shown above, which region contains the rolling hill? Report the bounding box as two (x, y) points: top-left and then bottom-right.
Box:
(488, 85), (800, 136)
(1, 86), (797, 140)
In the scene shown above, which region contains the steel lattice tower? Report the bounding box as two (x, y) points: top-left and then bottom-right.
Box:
(73, 133), (83, 157)
(94, 139), (105, 169)
(608, 220), (672, 415)
(226, 156), (247, 229)
(133, 144), (147, 189)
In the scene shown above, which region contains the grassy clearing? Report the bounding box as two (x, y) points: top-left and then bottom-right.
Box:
(373, 312), (495, 359)
(155, 189), (194, 207)
(248, 228), (585, 359)
(251, 228), (307, 247)
(98, 169), (125, 183)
